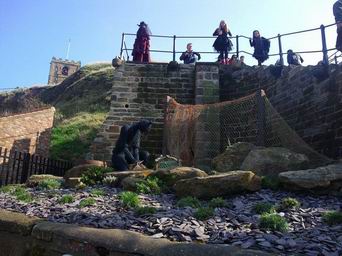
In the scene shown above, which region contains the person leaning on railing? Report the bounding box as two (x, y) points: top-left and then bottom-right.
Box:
(249, 30), (270, 66)
(179, 43), (201, 64)
(287, 49), (304, 65)
(334, 0), (342, 52)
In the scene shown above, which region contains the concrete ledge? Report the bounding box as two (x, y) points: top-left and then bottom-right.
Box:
(0, 209), (41, 235)
(0, 209), (271, 256)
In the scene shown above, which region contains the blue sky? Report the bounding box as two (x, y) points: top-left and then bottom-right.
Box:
(0, 0), (338, 89)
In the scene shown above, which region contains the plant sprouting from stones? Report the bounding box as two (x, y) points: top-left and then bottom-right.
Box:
(119, 191), (140, 208)
(177, 196), (201, 208)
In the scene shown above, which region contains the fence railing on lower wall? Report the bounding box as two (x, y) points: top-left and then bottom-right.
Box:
(0, 147), (73, 186)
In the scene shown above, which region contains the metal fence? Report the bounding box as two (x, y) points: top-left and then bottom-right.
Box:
(0, 147), (73, 186)
(120, 22), (341, 65)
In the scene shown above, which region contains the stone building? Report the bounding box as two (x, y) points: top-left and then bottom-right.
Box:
(48, 57), (81, 85)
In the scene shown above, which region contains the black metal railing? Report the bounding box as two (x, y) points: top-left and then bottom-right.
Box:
(120, 22), (341, 65)
(0, 147), (73, 186)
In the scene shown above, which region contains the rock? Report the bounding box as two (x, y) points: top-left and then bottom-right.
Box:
(241, 147), (309, 177)
(279, 163), (342, 192)
(64, 164), (101, 180)
(112, 57), (124, 67)
(105, 170), (153, 185)
(121, 176), (145, 191)
(64, 177), (85, 189)
(26, 175), (64, 188)
(173, 171), (261, 199)
(73, 159), (105, 167)
(150, 167), (208, 187)
(212, 142), (256, 172)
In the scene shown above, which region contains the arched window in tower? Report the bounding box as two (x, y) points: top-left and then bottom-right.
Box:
(62, 66), (69, 76)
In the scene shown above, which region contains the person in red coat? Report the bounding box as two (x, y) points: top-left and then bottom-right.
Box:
(132, 21), (152, 62)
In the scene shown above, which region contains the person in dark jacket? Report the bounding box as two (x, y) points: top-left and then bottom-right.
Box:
(132, 21), (152, 62)
(213, 20), (233, 64)
(333, 0), (342, 51)
(180, 43), (201, 64)
(111, 120), (152, 171)
(287, 49), (304, 65)
(249, 30), (270, 66)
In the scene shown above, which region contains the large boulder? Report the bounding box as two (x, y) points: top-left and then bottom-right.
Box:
(26, 175), (63, 188)
(241, 147), (309, 177)
(150, 167), (208, 187)
(64, 164), (102, 180)
(212, 142), (256, 172)
(279, 163), (342, 193)
(173, 171), (261, 199)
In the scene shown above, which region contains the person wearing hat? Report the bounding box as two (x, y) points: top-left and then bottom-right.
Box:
(111, 120), (152, 171)
(333, 0), (342, 51)
(132, 21), (152, 62)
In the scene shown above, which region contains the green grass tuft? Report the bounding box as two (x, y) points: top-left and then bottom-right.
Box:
(261, 176), (280, 190)
(58, 194), (75, 204)
(253, 202), (276, 214)
(134, 206), (157, 216)
(90, 188), (105, 197)
(177, 196), (202, 208)
(0, 185), (18, 194)
(37, 179), (62, 190)
(80, 166), (113, 186)
(209, 197), (227, 208)
(136, 177), (162, 195)
(194, 207), (214, 221)
(119, 191), (140, 208)
(322, 211), (342, 225)
(279, 197), (300, 210)
(259, 213), (289, 232)
(79, 197), (96, 208)
(12, 187), (32, 203)
(50, 112), (107, 161)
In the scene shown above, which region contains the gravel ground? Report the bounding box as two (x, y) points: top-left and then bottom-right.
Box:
(0, 187), (341, 256)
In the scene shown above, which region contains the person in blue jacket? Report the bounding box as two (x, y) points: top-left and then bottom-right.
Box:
(111, 120), (152, 171)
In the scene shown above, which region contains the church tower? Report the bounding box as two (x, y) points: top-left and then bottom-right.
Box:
(48, 57), (81, 85)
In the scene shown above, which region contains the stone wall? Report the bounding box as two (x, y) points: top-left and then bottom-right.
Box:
(0, 107), (55, 157)
(93, 62), (342, 165)
(91, 62), (197, 162)
(0, 209), (267, 256)
(220, 64), (342, 159)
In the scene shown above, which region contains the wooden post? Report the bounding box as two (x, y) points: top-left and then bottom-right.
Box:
(21, 153), (31, 183)
(256, 90), (266, 147)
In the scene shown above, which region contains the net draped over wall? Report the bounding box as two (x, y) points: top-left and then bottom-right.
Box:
(163, 92), (331, 171)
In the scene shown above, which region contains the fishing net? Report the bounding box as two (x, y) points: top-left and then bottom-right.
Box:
(163, 91), (331, 170)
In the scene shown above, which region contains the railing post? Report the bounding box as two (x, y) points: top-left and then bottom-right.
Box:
(236, 35), (239, 58)
(173, 35), (176, 61)
(320, 24), (329, 65)
(256, 89), (266, 147)
(120, 33), (125, 59)
(277, 34), (284, 65)
(20, 152), (30, 184)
